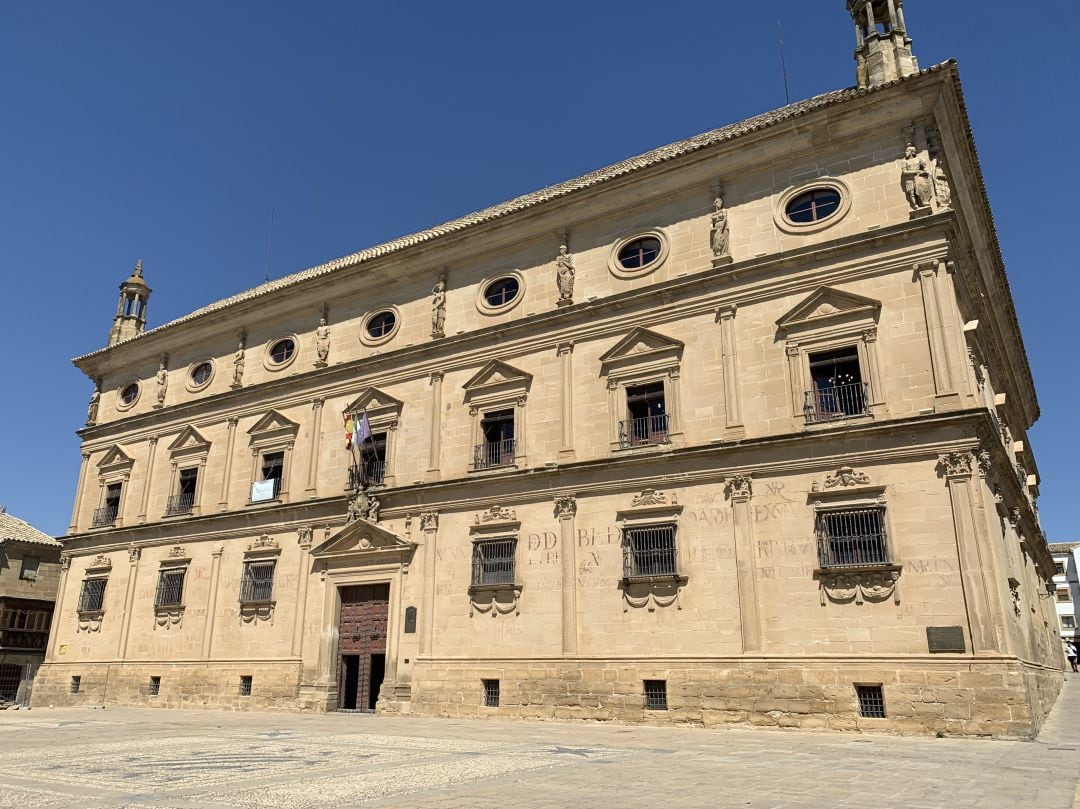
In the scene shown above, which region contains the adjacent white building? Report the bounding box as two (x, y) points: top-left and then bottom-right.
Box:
(1049, 543), (1079, 641)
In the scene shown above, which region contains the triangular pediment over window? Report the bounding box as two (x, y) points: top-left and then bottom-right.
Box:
(312, 519), (417, 559)
(600, 327), (683, 378)
(776, 287), (881, 335)
(462, 360), (532, 405)
(96, 444), (134, 472)
(167, 426), (211, 454)
(247, 410), (300, 441)
(343, 386), (404, 425)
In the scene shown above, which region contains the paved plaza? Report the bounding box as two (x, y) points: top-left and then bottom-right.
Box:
(2, 679), (1079, 809)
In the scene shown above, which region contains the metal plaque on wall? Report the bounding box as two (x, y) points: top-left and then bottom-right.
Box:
(404, 606), (417, 634)
(926, 625), (966, 653)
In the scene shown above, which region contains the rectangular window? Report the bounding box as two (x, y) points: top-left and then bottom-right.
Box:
(644, 680), (668, 711)
(148, 676), (161, 697)
(1058, 589), (1072, 603)
(475, 410), (515, 469)
(70, 676), (81, 694)
(239, 675), (253, 696)
(19, 556), (40, 581)
(856, 684), (886, 718)
(1057, 563), (1067, 576)
(623, 525), (678, 579)
(471, 539), (516, 587)
(482, 679), (500, 707)
(251, 452), (284, 502)
(78, 578), (108, 613)
(816, 507), (890, 568)
(154, 568), (186, 608)
(623, 382), (668, 447)
(240, 560), (276, 603)
(92, 482), (123, 528)
(1063, 616), (1077, 630)
(805, 347), (868, 423)
(166, 468), (199, 516)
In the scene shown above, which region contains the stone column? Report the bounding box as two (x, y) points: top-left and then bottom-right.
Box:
(219, 416), (238, 511)
(555, 495), (578, 655)
(426, 372), (443, 478)
(45, 555), (71, 659)
(138, 436), (158, 523)
(917, 260), (960, 410)
(717, 305), (744, 436)
(942, 261), (973, 401)
(939, 450), (999, 654)
(785, 343), (803, 419)
(727, 475), (761, 653)
(118, 546), (140, 659)
(418, 511), (439, 657)
(862, 326), (885, 409)
(291, 527), (313, 657)
(305, 398), (324, 498)
(68, 451), (91, 533)
(606, 379), (621, 447)
(201, 544), (224, 659)
(557, 343), (574, 456)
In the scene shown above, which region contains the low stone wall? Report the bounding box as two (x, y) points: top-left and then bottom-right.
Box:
(410, 658), (1064, 739)
(30, 661), (303, 712)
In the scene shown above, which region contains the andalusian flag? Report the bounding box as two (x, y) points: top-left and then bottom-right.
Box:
(356, 412), (372, 445)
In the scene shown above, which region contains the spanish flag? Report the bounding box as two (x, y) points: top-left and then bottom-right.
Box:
(344, 413), (354, 450)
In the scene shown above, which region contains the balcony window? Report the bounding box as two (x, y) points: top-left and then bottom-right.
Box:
(805, 346), (869, 423)
(251, 452), (284, 502)
(816, 507), (890, 568)
(471, 539), (516, 587)
(240, 560), (276, 604)
(621, 382), (669, 447)
(166, 468), (198, 516)
(78, 578), (107, 613)
(623, 525), (678, 579)
(18, 556), (39, 582)
(349, 431), (387, 489)
(154, 568), (186, 608)
(475, 410), (516, 470)
(92, 482), (122, 528)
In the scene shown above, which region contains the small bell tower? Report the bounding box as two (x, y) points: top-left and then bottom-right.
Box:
(107, 259), (152, 347)
(847, 0), (919, 88)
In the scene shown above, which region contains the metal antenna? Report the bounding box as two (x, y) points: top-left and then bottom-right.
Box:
(264, 205), (276, 283)
(778, 18), (791, 105)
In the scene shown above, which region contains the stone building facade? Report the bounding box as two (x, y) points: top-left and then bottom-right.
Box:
(1050, 543), (1079, 643)
(34, 2), (1063, 737)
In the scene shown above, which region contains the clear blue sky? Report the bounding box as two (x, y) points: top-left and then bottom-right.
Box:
(1, 1), (1075, 540)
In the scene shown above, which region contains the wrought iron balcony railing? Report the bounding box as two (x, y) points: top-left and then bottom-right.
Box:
(804, 382), (870, 424)
(348, 460), (385, 490)
(91, 505), (119, 529)
(619, 414), (670, 448)
(165, 492), (196, 517)
(474, 439), (516, 471)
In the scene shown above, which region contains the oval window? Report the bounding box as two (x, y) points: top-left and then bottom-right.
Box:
(269, 338), (295, 365)
(191, 362), (213, 387)
(785, 189), (842, 224)
(484, 277), (519, 307)
(617, 237), (662, 270)
(366, 311), (397, 339)
(120, 383), (139, 406)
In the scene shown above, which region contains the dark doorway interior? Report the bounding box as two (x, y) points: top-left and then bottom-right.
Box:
(337, 583), (390, 712)
(368, 653), (385, 710)
(341, 655), (360, 710)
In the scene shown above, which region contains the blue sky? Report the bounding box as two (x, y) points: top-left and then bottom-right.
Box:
(1, 1), (1076, 539)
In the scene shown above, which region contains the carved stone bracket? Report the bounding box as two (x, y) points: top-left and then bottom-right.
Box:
(240, 602), (275, 624)
(468, 583), (522, 617)
(153, 606), (184, 630)
(817, 566), (902, 606)
(76, 611), (104, 633)
(620, 577), (687, 612)
(824, 466), (871, 488)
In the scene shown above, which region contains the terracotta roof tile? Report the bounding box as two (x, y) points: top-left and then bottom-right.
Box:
(0, 511), (62, 548)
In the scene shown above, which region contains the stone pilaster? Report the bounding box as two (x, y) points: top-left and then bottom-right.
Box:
(68, 451), (91, 533)
(138, 436), (158, 523)
(419, 511), (439, 656)
(727, 474), (761, 653)
(292, 527), (313, 657)
(555, 495), (578, 655)
(201, 544), (224, 659)
(917, 260), (961, 411)
(717, 305), (744, 437)
(558, 343), (575, 457)
(117, 545), (140, 659)
(45, 554), (71, 660)
(305, 398), (324, 498)
(219, 416), (238, 511)
(427, 372), (443, 478)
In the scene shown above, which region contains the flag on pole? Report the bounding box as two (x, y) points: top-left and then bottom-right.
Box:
(344, 413), (354, 450)
(356, 412), (372, 445)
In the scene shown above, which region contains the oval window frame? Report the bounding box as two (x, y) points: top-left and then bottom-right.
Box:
(607, 229), (670, 279)
(774, 178), (852, 235)
(116, 380), (141, 412)
(263, 335), (300, 371)
(185, 359), (216, 393)
(359, 306), (402, 347)
(475, 270), (525, 316)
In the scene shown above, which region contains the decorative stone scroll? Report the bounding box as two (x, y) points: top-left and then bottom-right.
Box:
(476, 505), (517, 524)
(86, 554), (112, 573)
(247, 534), (279, 553)
(824, 466), (871, 488)
(818, 567), (901, 606)
(469, 583), (523, 618)
(240, 602), (275, 624)
(154, 607), (184, 630)
(631, 489), (676, 508)
(77, 611), (104, 633)
(167, 545), (187, 559)
(620, 579), (684, 613)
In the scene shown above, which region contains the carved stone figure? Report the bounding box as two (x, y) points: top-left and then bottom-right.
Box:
(366, 496), (380, 523)
(86, 380), (101, 425)
(347, 489), (369, 523)
(315, 312), (330, 366)
(232, 332), (246, 388)
(555, 244), (575, 305)
(431, 270), (447, 337)
(901, 144), (932, 210)
(927, 128), (952, 209)
(154, 357), (168, 407)
(710, 190), (731, 260)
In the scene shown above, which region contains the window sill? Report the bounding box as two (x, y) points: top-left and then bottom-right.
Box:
(804, 413), (873, 430)
(162, 510), (194, 519)
(246, 498), (282, 508)
(467, 464), (519, 476)
(814, 563), (900, 575)
(238, 599), (276, 607)
(621, 574), (687, 586)
(468, 583), (522, 595)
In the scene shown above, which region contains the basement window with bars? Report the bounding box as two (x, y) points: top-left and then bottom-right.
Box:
(240, 560), (276, 604)
(623, 525), (678, 580)
(482, 679), (500, 707)
(644, 680), (668, 711)
(239, 676), (253, 696)
(70, 676), (81, 694)
(816, 507), (890, 569)
(149, 676), (161, 697)
(856, 684), (886, 718)
(471, 539), (516, 587)
(154, 568), (186, 608)
(78, 578), (108, 613)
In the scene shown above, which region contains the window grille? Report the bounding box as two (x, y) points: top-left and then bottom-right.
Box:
(239, 676), (253, 696)
(471, 540), (516, 587)
(482, 679), (500, 707)
(154, 569), (186, 608)
(148, 676), (161, 696)
(856, 684), (886, 718)
(70, 676), (81, 694)
(816, 507), (890, 568)
(623, 525), (678, 579)
(78, 578), (107, 613)
(240, 561), (276, 603)
(644, 680), (668, 710)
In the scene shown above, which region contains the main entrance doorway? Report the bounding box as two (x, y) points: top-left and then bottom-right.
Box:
(337, 583), (389, 712)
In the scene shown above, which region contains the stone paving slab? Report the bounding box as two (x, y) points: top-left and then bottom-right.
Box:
(2, 678), (1079, 808)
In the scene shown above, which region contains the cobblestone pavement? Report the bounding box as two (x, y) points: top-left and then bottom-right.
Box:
(3, 678), (1079, 809)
